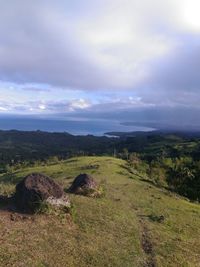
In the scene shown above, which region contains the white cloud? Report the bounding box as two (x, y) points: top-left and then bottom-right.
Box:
(38, 104), (46, 110)
(0, 0), (200, 123)
(0, 0), (191, 90)
(69, 99), (91, 111)
(0, 107), (7, 111)
(177, 0), (200, 32)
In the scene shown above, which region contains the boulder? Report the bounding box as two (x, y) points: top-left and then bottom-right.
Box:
(15, 173), (69, 212)
(69, 173), (98, 195)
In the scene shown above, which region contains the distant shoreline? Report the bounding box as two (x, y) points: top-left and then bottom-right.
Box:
(0, 117), (154, 136)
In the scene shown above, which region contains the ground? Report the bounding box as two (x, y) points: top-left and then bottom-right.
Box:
(0, 156), (200, 267)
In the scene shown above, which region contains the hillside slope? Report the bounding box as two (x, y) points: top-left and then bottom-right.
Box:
(0, 156), (200, 267)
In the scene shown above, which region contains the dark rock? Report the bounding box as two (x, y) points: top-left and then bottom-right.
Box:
(148, 214), (165, 223)
(0, 195), (10, 204)
(69, 173), (98, 195)
(0, 195), (14, 208)
(15, 173), (64, 212)
(157, 215), (165, 223)
(10, 213), (29, 221)
(80, 164), (99, 170)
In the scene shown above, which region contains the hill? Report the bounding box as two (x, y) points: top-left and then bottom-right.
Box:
(1, 129), (200, 166)
(0, 130), (117, 165)
(0, 156), (200, 267)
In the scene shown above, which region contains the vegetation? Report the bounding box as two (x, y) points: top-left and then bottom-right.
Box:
(0, 156), (200, 266)
(0, 129), (200, 201)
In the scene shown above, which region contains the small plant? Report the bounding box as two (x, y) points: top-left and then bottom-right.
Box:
(96, 185), (106, 198)
(34, 200), (51, 214)
(69, 203), (77, 222)
(80, 164), (99, 170)
(148, 214), (165, 223)
(34, 198), (72, 216)
(77, 185), (105, 198)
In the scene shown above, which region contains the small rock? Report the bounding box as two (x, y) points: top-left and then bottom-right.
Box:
(69, 173), (99, 196)
(46, 195), (71, 208)
(158, 215), (165, 223)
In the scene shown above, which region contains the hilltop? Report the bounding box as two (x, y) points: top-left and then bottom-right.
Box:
(0, 156), (200, 267)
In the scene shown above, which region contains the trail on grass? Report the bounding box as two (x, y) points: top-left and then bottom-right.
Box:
(139, 218), (156, 267)
(131, 201), (156, 267)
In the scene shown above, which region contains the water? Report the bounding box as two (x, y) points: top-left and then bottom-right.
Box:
(0, 117), (155, 136)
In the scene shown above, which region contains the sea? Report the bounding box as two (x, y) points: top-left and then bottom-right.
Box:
(0, 116), (155, 136)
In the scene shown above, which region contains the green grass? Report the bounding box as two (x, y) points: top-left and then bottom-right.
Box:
(0, 156), (200, 266)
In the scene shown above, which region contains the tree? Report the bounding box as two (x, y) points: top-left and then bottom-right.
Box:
(123, 148), (129, 160)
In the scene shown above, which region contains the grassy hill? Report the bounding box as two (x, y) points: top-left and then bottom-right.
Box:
(0, 156), (200, 267)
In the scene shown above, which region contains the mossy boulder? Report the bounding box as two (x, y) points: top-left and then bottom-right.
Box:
(15, 173), (69, 212)
(69, 173), (100, 196)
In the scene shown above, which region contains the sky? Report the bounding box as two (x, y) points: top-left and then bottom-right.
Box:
(0, 0), (200, 128)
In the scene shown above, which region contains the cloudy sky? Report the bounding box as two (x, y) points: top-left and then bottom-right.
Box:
(0, 0), (200, 127)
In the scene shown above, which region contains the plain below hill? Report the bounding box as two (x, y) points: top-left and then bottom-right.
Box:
(0, 156), (200, 267)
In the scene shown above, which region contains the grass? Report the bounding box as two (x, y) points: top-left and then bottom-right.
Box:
(0, 156), (200, 266)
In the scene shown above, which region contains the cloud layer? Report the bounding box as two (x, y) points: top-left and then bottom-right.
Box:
(0, 0), (200, 127)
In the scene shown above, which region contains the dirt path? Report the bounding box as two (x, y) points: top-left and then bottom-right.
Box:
(139, 218), (156, 267)
(131, 202), (156, 267)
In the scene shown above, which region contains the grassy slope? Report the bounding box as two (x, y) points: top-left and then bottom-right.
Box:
(0, 156), (200, 267)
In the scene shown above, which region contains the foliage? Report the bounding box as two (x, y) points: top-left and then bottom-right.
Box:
(167, 158), (200, 201)
(0, 129), (200, 200)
